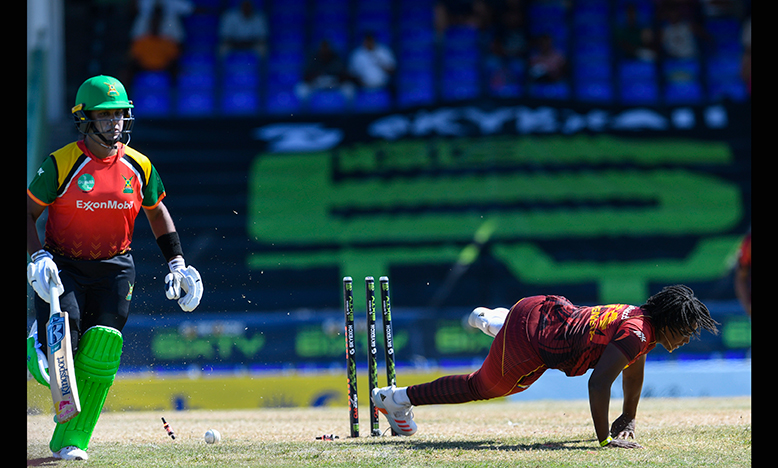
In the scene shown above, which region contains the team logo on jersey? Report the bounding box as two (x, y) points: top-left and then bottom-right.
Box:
(77, 174), (95, 192)
(122, 175), (135, 194)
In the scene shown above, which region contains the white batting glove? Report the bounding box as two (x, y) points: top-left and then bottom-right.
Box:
(27, 250), (64, 303)
(164, 258), (203, 312)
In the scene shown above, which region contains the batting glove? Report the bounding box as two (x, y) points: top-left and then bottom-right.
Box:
(165, 258), (203, 312)
(27, 249), (64, 303)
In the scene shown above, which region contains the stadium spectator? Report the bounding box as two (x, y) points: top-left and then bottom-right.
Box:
(527, 33), (567, 83)
(126, 4), (181, 82)
(371, 285), (719, 449)
(483, 33), (525, 96)
(347, 32), (396, 92)
(130, 0), (194, 44)
(615, 3), (658, 62)
(658, 3), (708, 59)
(295, 39), (356, 105)
(218, 0), (268, 58)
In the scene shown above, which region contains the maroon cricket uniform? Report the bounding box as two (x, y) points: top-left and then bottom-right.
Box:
(407, 295), (657, 405)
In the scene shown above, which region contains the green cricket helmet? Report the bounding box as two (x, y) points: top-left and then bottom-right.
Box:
(72, 75), (135, 147)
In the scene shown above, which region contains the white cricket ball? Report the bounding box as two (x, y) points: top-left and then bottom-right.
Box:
(204, 429), (221, 444)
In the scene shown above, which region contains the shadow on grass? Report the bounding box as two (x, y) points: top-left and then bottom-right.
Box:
(366, 438), (596, 452)
(26, 457), (59, 467)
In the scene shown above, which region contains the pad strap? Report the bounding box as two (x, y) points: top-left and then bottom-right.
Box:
(50, 326), (123, 453)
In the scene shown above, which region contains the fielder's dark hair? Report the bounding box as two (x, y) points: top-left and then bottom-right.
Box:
(640, 285), (719, 338)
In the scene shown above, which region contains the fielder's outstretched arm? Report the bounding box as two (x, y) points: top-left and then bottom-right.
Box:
(588, 343), (642, 448)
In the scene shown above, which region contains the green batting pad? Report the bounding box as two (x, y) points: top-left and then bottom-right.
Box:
(50, 326), (123, 453)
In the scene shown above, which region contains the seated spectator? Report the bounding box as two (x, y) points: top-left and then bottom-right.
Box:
(295, 39), (356, 104)
(126, 4), (181, 82)
(347, 32), (396, 91)
(218, 0), (268, 58)
(527, 33), (567, 83)
(483, 34), (524, 96)
(615, 3), (658, 62)
(659, 4), (708, 59)
(130, 0), (194, 44)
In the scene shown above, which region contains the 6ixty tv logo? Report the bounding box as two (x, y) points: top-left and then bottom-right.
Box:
(76, 199), (134, 211)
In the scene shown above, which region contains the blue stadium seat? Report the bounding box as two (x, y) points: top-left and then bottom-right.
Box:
(224, 50), (260, 70)
(397, 71), (435, 108)
(353, 88), (392, 113)
(574, 60), (611, 81)
(706, 55), (748, 100)
(620, 80), (658, 104)
(223, 69), (260, 89)
(132, 88), (171, 116)
(183, 14), (219, 52)
(131, 71), (172, 116)
(574, 40), (611, 62)
(308, 89), (347, 113)
(177, 90), (215, 116)
(708, 81), (747, 102)
(179, 51), (217, 75)
(576, 80), (613, 103)
(704, 17), (743, 55)
(619, 59), (657, 81)
(132, 70), (172, 91)
(529, 81), (571, 100)
(222, 51), (261, 90)
(664, 80), (703, 105)
(178, 69), (216, 90)
(265, 89), (300, 114)
(221, 88), (260, 115)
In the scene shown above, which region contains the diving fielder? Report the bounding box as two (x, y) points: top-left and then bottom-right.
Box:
(26, 75), (203, 460)
(372, 285), (719, 449)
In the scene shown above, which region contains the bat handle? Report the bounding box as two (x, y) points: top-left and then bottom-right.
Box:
(49, 281), (61, 315)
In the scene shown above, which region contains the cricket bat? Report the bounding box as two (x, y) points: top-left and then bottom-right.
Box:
(47, 282), (80, 423)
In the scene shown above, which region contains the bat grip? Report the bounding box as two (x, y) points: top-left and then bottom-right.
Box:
(49, 281), (61, 316)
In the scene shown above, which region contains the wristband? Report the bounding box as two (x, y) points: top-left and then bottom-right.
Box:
(168, 256), (186, 273)
(156, 232), (184, 262)
(31, 249), (52, 263)
(599, 436), (613, 447)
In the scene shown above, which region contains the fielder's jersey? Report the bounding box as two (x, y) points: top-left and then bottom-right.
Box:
(27, 141), (166, 260)
(528, 295), (656, 376)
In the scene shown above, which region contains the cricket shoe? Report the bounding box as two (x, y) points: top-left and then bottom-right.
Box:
(53, 446), (88, 461)
(467, 307), (509, 337)
(371, 386), (417, 436)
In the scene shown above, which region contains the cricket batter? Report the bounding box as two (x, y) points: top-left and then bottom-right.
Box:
(26, 75), (203, 460)
(372, 285), (719, 449)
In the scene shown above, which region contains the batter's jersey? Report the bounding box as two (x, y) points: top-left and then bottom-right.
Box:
(27, 141), (166, 260)
(527, 295), (656, 376)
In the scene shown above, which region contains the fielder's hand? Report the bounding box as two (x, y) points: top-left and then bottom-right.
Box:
(607, 414), (642, 448)
(610, 414), (637, 440)
(165, 258), (203, 312)
(27, 250), (63, 303)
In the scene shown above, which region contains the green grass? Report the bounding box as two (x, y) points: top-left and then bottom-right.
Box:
(27, 397), (750, 467)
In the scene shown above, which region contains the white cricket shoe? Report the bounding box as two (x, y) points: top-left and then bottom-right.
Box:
(53, 446), (88, 461)
(371, 386), (417, 436)
(467, 307), (509, 337)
